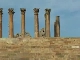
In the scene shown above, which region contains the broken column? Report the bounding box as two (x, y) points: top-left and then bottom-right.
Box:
(8, 8), (15, 38)
(0, 8), (3, 38)
(54, 16), (60, 37)
(20, 8), (26, 37)
(33, 8), (39, 38)
(45, 9), (51, 37)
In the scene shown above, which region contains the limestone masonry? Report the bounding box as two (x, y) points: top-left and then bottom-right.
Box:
(0, 8), (80, 60)
(0, 38), (79, 60)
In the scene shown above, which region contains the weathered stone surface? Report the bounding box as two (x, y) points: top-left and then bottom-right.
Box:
(39, 28), (45, 37)
(20, 8), (26, 37)
(54, 16), (60, 37)
(8, 8), (15, 38)
(45, 9), (51, 37)
(0, 38), (79, 60)
(33, 8), (39, 38)
(0, 8), (3, 38)
(14, 32), (31, 38)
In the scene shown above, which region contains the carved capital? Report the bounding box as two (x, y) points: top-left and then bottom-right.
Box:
(33, 8), (39, 15)
(0, 8), (3, 15)
(8, 8), (15, 14)
(20, 8), (26, 15)
(45, 8), (51, 14)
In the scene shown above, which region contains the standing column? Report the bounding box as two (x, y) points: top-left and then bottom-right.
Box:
(54, 21), (56, 37)
(45, 9), (51, 37)
(0, 8), (3, 38)
(54, 16), (60, 37)
(8, 8), (15, 38)
(44, 13), (46, 37)
(33, 8), (39, 38)
(20, 8), (26, 37)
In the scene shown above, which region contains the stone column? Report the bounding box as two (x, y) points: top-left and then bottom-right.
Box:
(45, 9), (51, 37)
(0, 8), (3, 38)
(8, 8), (15, 38)
(54, 21), (56, 37)
(54, 16), (60, 37)
(20, 8), (26, 37)
(44, 13), (46, 37)
(33, 8), (39, 38)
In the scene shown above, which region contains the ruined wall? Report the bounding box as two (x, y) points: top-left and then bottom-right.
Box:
(14, 32), (31, 38)
(0, 38), (80, 60)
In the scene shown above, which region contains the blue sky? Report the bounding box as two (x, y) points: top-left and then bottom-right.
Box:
(0, 0), (80, 38)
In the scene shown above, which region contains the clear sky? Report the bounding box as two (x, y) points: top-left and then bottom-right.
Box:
(0, 0), (80, 38)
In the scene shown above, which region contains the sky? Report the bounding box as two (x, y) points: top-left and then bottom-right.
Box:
(0, 0), (80, 38)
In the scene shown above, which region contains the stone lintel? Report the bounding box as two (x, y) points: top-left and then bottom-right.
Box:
(8, 8), (15, 14)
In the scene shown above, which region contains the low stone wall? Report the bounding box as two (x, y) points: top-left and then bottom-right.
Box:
(0, 37), (80, 60)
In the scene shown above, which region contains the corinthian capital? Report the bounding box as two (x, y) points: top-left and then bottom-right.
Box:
(8, 8), (15, 14)
(45, 8), (51, 14)
(20, 8), (26, 15)
(33, 8), (39, 15)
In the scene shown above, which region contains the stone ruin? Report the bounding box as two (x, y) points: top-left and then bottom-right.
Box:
(39, 28), (45, 37)
(0, 8), (80, 60)
(0, 8), (60, 38)
(14, 32), (31, 38)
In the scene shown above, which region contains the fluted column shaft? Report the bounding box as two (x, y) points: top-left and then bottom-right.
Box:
(8, 8), (15, 38)
(45, 9), (51, 37)
(20, 8), (26, 37)
(33, 8), (39, 38)
(0, 8), (3, 38)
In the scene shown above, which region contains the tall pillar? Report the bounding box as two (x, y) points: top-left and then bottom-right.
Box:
(20, 8), (26, 37)
(54, 21), (56, 37)
(33, 8), (39, 38)
(44, 13), (46, 37)
(54, 16), (60, 37)
(45, 9), (51, 37)
(8, 8), (15, 38)
(0, 8), (3, 38)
